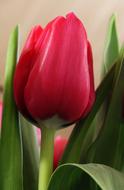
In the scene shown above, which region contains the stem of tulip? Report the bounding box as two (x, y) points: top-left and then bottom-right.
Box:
(38, 126), (55, 190)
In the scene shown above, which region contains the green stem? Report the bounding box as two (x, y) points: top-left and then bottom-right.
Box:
(38, 126), (55, 190)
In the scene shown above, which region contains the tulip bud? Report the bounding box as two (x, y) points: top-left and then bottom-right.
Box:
(14, 12), (95, 128)
(53, 136), (67, 169)
(36, 127), (41, 145)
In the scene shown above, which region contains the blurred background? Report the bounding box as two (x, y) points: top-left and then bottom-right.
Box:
(0, 0), (124, 136)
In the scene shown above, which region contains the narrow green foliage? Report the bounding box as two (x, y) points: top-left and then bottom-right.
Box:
(20, 115), (39, 190)
(0, 26), (23, 190)
(103, 14), (119, 75)
(98, 15), (120, 132)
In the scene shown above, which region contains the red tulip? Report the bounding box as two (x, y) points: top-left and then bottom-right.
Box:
(53, 136), (67, 169)
(36, 127), (41, 145)
(14, 12), (95, 127)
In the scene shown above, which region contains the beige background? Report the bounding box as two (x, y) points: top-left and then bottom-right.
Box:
(0, 0), (124, 86)
(0, 0), (124, 136)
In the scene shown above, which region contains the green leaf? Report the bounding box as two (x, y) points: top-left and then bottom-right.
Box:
(103, 14), (119, 75)
(48, 163), (124, 190)
(0, 27), (23, 190)
(20, 115), (39, 190)
(98, 15), (120, 131)
(60, 63), (115, 164)
(88, 50), (124, 170)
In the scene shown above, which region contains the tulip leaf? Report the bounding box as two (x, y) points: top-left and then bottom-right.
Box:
(98, 14), (120, 128)
(60, 62), (115, 164)
(98, 15), (120, 130)
(48, 163), (124, 190)
(103, 14), (119, 75)
(20, 115), (39, 190)
(0, 26), (23, 190)
(88, 49), (124, 170)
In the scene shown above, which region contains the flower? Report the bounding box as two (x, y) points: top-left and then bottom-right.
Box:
(53, 136), (67, 169)
(14, 12), (95, 127)
(36, 128), (41, 145)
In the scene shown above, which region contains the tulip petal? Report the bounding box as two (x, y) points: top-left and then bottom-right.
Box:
(58, 13), (91, 121)
(83, 42), (95, 116)
(24, 16), (67, 120)
(14, 26), (43, 121)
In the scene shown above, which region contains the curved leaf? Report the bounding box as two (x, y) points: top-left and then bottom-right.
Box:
(20, 115), (39, 190)
(103, 14), (119, 74)
(48, 163), (124, 190)
(0, 27), (23, 190)
(98, 14), (120, 131)
(98, 15), (120, 133)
